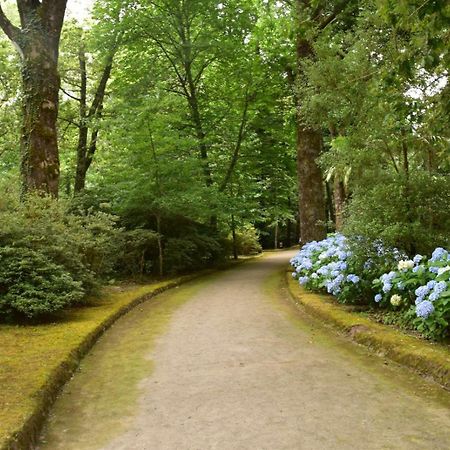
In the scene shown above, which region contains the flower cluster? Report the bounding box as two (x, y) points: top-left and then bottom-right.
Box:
(291, 234), (365, 302)
(291, 235), (450, 340)
(373, 247), (450, 338)
(374, 248), (449, 313)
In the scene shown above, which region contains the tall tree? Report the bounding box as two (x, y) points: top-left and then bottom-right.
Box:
(294, 0), (326, 243)
(0, 1), (67, 196)
(73, 40), (120, 193)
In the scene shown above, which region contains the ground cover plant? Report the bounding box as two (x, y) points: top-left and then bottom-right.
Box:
(291, 235), (450, 341)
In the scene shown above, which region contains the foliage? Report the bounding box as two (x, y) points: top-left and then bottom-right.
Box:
(163, 231), (225, 275)
(232, 226), (262, 256)
(117, 229), (159, 277)
(0, 247), (84, 319)
(0, 190), (121, 318)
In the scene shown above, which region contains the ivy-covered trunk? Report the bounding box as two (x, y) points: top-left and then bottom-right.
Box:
(20, 36), (61, 196)
(295, 36), (327, 244)
(0, 1), (67, 197)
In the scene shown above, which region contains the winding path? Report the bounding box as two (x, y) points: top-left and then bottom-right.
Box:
(39, 251), (450, 450)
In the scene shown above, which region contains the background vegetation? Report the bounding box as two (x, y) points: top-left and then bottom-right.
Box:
(0, 0), (448, 319)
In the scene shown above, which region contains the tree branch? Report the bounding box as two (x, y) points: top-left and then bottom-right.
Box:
(219, 89), (252, 192)
(60, 86), (81, 102)
(0, 5), (20, 41)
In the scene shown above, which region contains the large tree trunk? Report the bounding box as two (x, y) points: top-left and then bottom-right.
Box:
(20, 38), (60, 196)
(295, 30), (327, 244)
(0, 1), (67, 197)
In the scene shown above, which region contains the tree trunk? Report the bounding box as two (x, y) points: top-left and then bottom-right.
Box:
(333, 177), (346, 231)
(74, 47), (115, 193)
(20, 34), (61, 196)
(0, 1), (67, 197)
(231, 214), (238, 260)
(325, 180), (334, 226)
(295, 32), (327, 244)
(74, 46), (88, 192)
(274, 222), (279, 249)
(156, 214), (164, 277)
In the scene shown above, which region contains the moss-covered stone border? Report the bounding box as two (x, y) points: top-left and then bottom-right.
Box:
(286, 272), (450, 390)
(1, 259), (255, 450)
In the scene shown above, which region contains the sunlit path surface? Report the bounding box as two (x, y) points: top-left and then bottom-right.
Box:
(39, 251), (450, 450)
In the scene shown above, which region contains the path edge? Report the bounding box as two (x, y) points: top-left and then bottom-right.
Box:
(285, 271), (450, 390)
(3, 258), (256, 450)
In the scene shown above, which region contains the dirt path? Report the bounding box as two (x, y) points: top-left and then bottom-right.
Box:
(39, 251), (450, 450)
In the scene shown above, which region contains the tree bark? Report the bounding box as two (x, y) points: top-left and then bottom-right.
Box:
(0, 1), (67, 197)
(274, 222), (279, 249)
(333, 177), (346, 231)
(231, 214), (238, 260)
(295, 8), (327, 244)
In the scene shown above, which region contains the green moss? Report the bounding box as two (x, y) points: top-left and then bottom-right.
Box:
(0, 275), (201, 450)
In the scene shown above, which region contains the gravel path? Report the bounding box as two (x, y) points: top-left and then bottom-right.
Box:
(39, 251), (450, 450)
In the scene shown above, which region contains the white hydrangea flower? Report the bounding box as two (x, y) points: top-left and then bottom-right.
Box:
(397, 260), (414, 271)
(390, 294), (402, 307)
(437, 266), (450, 276)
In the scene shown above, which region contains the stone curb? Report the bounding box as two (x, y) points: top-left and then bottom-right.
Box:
(3, 258), (256, 450)
(286, 273), (450, 390)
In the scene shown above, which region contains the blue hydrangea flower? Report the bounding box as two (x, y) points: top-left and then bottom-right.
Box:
(415, 285), (430, 298)
(434, 281), (447, 295)
(299, 276), (309, 285)
(347, 274), (360, 284)
(430, 247), (449, 262)
(426, 280), (437, 290)
(415, 300), (435, 319)
(413, 254), (423, 264)
(382, 283), (392, 293)
(429, 292), (439, 302)
(429, 266), (439, 274)
(374, 294), (382, 303)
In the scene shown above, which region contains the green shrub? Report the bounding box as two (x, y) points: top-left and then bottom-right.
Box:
(344, 172), (450, 255)
(163, 232), (225, 274)
(0, 247), (84, 319)
(0, 191), (121, 319)
(232, 226), (262, 255)
(118, 228), (159, 276)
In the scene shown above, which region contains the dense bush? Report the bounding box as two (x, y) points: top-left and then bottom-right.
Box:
(163, 232), (225, 274)
(0, 247), (84, 319)
(343, 172), (450, 256)
(291, 235), (450, 341)
(117, 229), (159, 276)
(232, 226), (262, 256)
(0, 193), (121, 319)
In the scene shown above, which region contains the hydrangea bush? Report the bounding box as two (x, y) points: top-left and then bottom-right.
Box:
(291, 235), (450, 340)
(373, 248), (450, 340)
